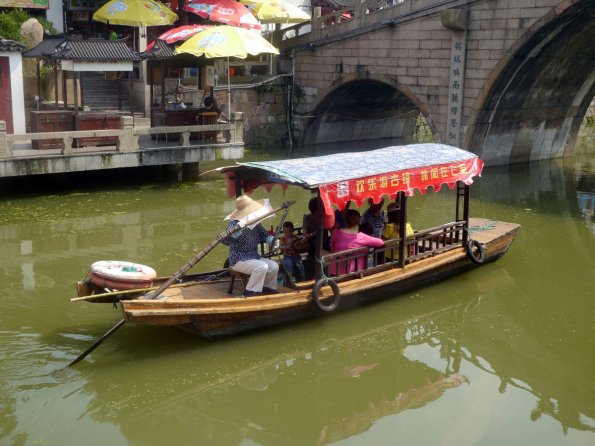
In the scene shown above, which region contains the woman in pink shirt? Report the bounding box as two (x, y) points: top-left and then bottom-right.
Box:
(329, 209), (384, 275)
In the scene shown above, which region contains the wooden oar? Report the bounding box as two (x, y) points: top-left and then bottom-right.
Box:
(66, 200), (295, 367)
(66, 319), (126, 367)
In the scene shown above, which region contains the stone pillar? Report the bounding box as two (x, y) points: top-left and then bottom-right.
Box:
(231, 112), (244, 144)
(118, 115), (138, 151)
(442, 9), (469, 148)
(313, 7), (321, 40)
(181, 131), (190, 147)
(62, 135), (73, 155)
(0, 121), (12, 158)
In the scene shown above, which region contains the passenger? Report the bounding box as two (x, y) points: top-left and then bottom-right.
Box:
(362, 198), (386, 238)
(382, 208), (414, 240)
(329, 209), (384, 275)
(382, 208), (415, 259)
(196, 96), (231, 142)
(221, 195), (279, 298)
(359, 221), (377, 266)
(196, 95), (220, 116)
(334, 200), (352, 229)
(359, 222), (374, 236)
(302, 197), (331, 256)
(279, 221), (309, 283)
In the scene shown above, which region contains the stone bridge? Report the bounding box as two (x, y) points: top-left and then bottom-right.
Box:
(275, 0), (594, 165)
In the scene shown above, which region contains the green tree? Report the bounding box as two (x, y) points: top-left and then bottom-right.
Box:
(0, 8), (57, 44)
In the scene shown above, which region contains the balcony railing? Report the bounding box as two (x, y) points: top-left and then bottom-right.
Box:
(0, 116), (243, 159)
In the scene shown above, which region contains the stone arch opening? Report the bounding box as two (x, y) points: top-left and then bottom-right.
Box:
(468, 0), (595, 166)
(300, 79), (432, 145)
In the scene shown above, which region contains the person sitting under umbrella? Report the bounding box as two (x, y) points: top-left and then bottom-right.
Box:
(196, 96), (231, 142)
(222, 195), (279, 297)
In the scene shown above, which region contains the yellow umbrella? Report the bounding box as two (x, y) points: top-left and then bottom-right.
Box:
(93, 0), (178, 26)
(175, 25), (279, 114)
(175, 25), (279, 59)
(239, 0), (310, 24)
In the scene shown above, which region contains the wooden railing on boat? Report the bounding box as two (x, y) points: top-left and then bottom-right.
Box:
(322, 221), (467, 281)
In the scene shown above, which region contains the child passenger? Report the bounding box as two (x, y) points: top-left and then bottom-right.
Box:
(279, 221), (308, 282)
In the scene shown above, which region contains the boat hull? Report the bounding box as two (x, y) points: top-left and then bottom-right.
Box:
(120, 219), (520, 339)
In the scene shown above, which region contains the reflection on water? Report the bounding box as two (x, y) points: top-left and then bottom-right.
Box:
(0, 150), (594, 445)
(577, 192), (594, 233)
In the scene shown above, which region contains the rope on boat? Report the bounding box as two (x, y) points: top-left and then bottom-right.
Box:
(316, 256), (330, 283)
(467, 220), (497, 234)
(311, 257), (340, 312)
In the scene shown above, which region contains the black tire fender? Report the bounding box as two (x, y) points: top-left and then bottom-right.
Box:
(466, 239), (485, 264)
(312, 278), (340, 312)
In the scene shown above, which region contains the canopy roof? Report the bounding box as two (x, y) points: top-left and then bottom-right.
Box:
(219, 143), (484, 214)
(23, 36), (140, 62)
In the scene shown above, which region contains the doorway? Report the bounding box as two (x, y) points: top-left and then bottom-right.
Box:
(0, 57), (14, 134)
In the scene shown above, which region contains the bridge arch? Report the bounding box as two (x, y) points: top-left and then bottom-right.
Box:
(300, 74), (436, 145)
(468, 0), (594, 165)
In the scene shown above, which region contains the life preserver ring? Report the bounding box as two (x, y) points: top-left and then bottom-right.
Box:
(88, 260), (157, 290)
(312, 278), (340, 312)
(466, 240), (485, 264)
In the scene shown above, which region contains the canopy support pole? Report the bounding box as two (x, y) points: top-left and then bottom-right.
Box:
(397, 192), (407, 266)
(314, 193), (324, 280)
(73, 71), (79, 131)
(53, 62), (58, 108)
(80, 72), (85, 110)
(36, 60), (41, 105)
(161, 60), (166, 117)
(462, 182), (470, 243)
(62, 69), (67, 109)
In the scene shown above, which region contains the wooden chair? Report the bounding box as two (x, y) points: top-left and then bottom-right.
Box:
(197, 111), (219, 141)
(227, 269), (250, 294)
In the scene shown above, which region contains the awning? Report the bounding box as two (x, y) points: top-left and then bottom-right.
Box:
(218, 144), (484, 216)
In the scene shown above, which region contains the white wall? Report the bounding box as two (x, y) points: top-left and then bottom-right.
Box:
(7, 52), (26, 134)
(46, 0), (64, 33)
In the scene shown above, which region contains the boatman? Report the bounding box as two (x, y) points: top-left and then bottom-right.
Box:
(222, 195), (279, 298)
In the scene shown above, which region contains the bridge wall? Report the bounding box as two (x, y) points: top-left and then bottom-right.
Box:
(286, 0), (594, 165)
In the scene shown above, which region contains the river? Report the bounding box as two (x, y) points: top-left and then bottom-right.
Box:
(0, 142), (593, 445)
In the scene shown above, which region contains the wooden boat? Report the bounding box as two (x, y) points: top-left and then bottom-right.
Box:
(74, 144), (520, 340)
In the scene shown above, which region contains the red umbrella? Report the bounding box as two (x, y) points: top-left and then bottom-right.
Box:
(184, 0), (262, 30)
(146, 24), (212, 49)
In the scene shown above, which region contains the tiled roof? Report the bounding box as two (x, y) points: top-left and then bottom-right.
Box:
(22, 35), (66, 58)
(138, 39), (175, 60)
(0, 39), (27, 53)
(49, 37), (141, 62)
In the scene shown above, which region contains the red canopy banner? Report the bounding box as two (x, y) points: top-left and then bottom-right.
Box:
(319, 157), (484, 217)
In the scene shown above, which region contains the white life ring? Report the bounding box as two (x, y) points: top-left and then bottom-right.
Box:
(88, 260), (157, 290)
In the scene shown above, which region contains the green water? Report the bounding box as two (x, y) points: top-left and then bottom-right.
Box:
(0, 146), (594, 445)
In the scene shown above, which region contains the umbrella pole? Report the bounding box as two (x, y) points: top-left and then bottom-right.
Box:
(227, 57), (231, 116)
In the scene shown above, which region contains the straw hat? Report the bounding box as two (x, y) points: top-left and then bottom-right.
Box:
(225, 195), (266, 220)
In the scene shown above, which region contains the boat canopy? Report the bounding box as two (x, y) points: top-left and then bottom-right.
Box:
(219, 143), (483, 216)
